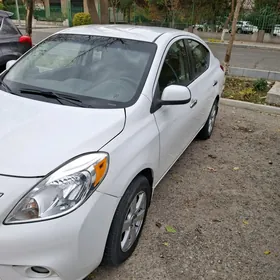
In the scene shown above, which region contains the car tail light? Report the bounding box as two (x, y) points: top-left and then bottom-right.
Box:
(220, 65), (224, 72)
(19, 35), (32, 47)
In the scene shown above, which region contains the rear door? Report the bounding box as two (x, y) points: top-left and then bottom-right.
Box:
(185, 38), (220, 131)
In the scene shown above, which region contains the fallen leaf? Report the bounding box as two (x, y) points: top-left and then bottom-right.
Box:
(212, 219), (222, 223)
(233, 167), (240, 171)
(264, 250), (271, 255)
(208, 154), (217, 159)
(207, 167), (217, 172)
(155, 222), (162, 228)
(165, 225), (177, 233)
(243, 219), (249, 225)
(163, 242), (169, 247)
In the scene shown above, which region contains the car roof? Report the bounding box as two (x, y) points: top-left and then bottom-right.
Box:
(57, 24), (190, 43)
(0, 10), (14, 18)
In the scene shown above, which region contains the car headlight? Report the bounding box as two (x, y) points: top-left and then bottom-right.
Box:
(5, 153), (109, 224)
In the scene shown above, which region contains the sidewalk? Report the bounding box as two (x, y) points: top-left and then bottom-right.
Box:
(12, 19), (64, 29)
(206, 39), (280, 51)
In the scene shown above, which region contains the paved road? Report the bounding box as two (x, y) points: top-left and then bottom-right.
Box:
(209, 44), (280, 72)
(29, 28), (280, 72)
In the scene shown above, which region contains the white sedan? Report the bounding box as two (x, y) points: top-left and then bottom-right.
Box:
(0, 25), (224, 280)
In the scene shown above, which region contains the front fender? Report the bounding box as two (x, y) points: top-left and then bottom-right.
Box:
(97, 95), (160, 198)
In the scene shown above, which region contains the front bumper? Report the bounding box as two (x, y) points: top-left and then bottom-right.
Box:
(0, 175), (119, 280)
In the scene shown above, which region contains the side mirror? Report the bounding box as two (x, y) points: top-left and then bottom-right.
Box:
(161, 85), (191, 105)
(6, 60), (17, 71)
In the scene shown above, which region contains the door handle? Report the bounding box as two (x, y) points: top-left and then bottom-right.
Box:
(190, 99), (197, 108)
(213, 80), (218, 87)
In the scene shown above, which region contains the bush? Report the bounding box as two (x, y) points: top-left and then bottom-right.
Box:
(73, 13), (92, 26)
(253, 78), (268, 91)
(0, 3), (4, 9)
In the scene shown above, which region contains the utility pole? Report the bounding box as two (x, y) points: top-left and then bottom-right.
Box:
(224, 0), (242, 74)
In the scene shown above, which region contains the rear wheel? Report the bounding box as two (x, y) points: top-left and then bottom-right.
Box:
(197, 100), (218, 140)
(103, 175), (151, 266)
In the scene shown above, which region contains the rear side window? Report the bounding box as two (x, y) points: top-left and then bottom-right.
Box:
(186, 39), (210, 78)
(0, 18), (18, 35)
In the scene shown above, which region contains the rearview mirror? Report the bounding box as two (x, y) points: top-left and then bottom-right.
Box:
(6, 60), (17, 71)
(161, 85), (191, 105)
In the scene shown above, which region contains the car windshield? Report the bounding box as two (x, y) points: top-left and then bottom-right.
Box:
(2, 34), (157, 108)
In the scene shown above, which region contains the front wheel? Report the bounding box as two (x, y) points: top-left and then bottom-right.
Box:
(102, 175), (151, 266)
(197, 100), (218, 140)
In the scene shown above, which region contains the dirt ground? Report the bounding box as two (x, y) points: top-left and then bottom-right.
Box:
(87, 104), (280, 280)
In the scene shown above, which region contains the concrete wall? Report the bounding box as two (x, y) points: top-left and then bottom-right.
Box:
(192, 30), (280, 44)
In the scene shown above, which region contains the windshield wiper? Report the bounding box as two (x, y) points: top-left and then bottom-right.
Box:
(20, 89), (92, 108)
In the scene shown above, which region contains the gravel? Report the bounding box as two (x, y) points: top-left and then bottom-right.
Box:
(86, 104), (280, 280)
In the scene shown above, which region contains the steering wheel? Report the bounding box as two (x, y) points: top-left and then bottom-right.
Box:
(89, 76), (138, 102)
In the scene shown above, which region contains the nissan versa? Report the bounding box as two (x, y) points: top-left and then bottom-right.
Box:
(0, 25), (224, 280)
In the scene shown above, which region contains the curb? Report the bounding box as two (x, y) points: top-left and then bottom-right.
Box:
(220, 98), (280, 115)
(228, 67), (280, 81)
(207, 41), (280, 52)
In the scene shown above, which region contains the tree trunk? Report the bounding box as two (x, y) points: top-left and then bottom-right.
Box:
(87, 0), (100, 24)
(221, 0), (235, 41)
(100, 0), (109, 24)
(127, 6), (131, 23)
(25, 0), (34, 36)
(224, 0), (242, 74)
(113, 6), (116, 24)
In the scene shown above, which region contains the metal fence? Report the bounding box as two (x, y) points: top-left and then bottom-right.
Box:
(4, 4), (280, 35)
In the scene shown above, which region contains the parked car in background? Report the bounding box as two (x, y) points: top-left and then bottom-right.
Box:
(0, 25), (224, 280)
(0, 10), (32, 72)
(273, 24), (280, 36)
(235, 21), (258, 34)
(194, 23), (223, 33)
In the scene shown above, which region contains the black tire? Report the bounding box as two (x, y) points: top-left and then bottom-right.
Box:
(102, 175), (151, 266)
(197, 100), (218, 140)
(237, 28), (242, 34)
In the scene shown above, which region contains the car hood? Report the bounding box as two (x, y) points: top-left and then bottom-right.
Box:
(0, 90), (125, 177)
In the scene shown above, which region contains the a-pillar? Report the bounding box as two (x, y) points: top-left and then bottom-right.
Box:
(44, 0), (50, 18)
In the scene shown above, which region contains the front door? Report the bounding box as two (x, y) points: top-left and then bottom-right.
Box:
(153, 38), (198, 177)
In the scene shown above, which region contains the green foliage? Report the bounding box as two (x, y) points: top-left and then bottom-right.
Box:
(253, 78), (268, 92)
(73, 13), (92, 26)
(223, 77), (269, 104)
(255, 0), (279, 11)
(0, 3), (4, 10)
(243, 6), (280, 33)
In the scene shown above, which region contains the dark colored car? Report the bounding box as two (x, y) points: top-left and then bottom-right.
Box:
(0, 10), (32, 72)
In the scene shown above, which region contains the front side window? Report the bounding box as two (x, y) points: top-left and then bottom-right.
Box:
(158, 39), (190, 93)
(187, 39), (210, 78)
(2, 34), (157, 108)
